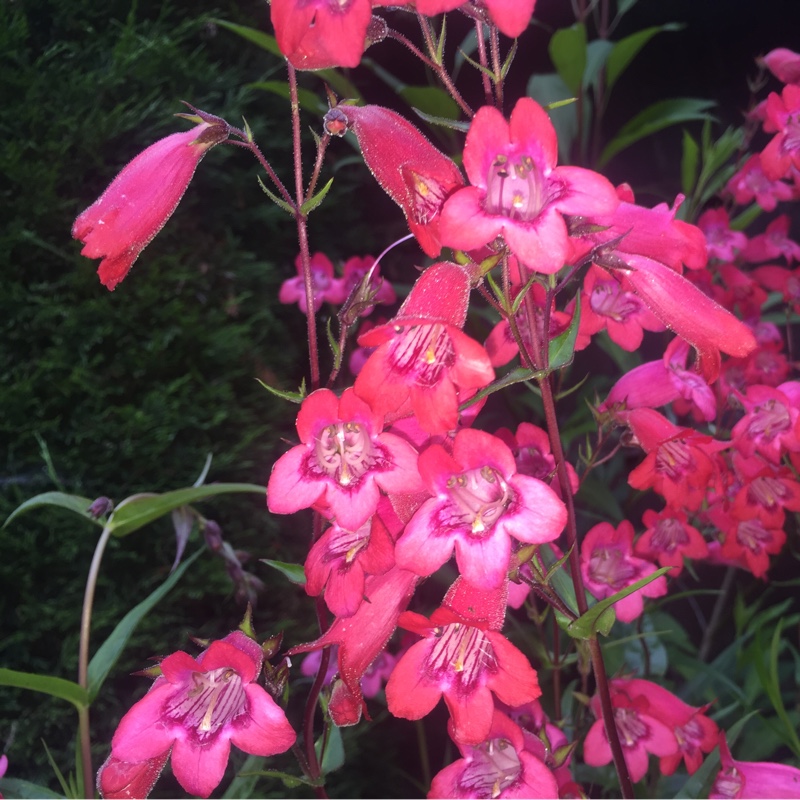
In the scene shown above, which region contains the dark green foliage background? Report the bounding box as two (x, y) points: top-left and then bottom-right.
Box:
(0, 0), (382, 793)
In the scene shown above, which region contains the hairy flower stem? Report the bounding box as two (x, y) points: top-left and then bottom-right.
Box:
(78, 523), (113, 798)
(514, 260), (633, 798)
(474, 20), (494, 107)
(287, 61), (320, 390)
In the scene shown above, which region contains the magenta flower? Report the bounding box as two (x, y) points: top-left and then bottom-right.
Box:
(580, 520), (667, 623)
(726, 154), (794, 212)
(711, 733), (800, 798)
(429, 710), (559, 799)
(385, 607), (541, 745)
(439, 97), (618, 273)
(634, 507), (708, 576)
(415, 0), (537, 38)
(278, 252), (347, 313)
(354, 262), (494, 434)
(762, 47), (800, 84)
(760, 84), (800, 180)
(267, 387), (424, 531)
(395, 427), (567, 589)
(584, 679), (678, 783)
(73, 119), (228, 290)
(102, 631), (296, 799)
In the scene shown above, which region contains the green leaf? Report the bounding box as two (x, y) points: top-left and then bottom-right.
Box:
(548, 24), (587, 95)
(248, 81), (323, 114)
(212, 20), (283, 58)
(584, 39), (614, 90)
(681, 129), (699, 196)
(548, 292), (580, 370)
(566, 567), (671, 639)
(4, 491), (103, 529)
(239, 769), (318, 789)
(0, 778), (63, 799)
(87, 550), (202, 701)
(0, 669), (88, 711)
(300, 177), (334, 215)
(399, 86), (460, 121)
(606, 24), (683, 93)
(599, 98), (715, 167)
(527, 73), (577, 163)
(410, 107), (470, 133)
(730, 202), (762, 232)
(41, 740), (73, 799)
(256, 376), (307, 404)
(108, 484), (265, 538)
(458, 367), (542, 412)
(256, 175), (295, 216)
(317, 723), (345, 774)
(261, 559), (307, 585)
(223, 755), (265, 798)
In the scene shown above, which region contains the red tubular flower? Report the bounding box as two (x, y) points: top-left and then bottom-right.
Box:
(267, 387), (424, 531)
(73, 119), (228, 290)
(333, 104), (465, 256)
(634, 508), (708, 576)
(395, 428), (567, 589)
(101, 632), (295, 799)
(354, 262), (494, 434)
(439, 98), (618, 273)
(385, 607), (541, 745)
(726, 154), (794, 212)
(760, 84), (800, 181)
(278, 252), (345, 313)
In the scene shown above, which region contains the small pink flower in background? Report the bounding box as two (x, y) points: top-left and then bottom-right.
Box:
(573, 264), (665, 352)
(267, 387), (424, 531)
(710, 732), (800, 798)
(584, 679), (678, 783)
(337, 254), (396, 311)
(439, 97), (618, 273)
(429, 710), (559, 799)
(278, 252), (345, 313)
(580, 520), (667, 623)
(395, 427), (567, 589)
(726, 154), (794, 211)
(760, 84), (800, 180)
(100, 631), (295, 799)
(707, 505), (786, 579)
(73, 118), (229, 290)
(634, 508), (708, 575)
(743, 214), (800, 263)
(698, 208), (748, 261)
(354, 262), (494, 434)
(386, 606), (541, 745)
(731, 383), (800, 463)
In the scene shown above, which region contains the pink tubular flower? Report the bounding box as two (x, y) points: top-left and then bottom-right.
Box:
(429, 710), (559, 799)
(762, 47), (800, 84)
(760, 84), (800, 180)
(726, 154), (794, 212)
(73, 118), (229, 290)
(584, 679), (678, 784)
(697, 208), (748, 261)
(743, 214), (800, 264)
(331, 104), (465, 257)
(101, 631), (296, 799)
(354, 262), (494, 434)
(278, 252), (345, 313)
(415, 0), (536, 39)
(439, 98), (618, 273)
(634, 508), (708, 576)
(385, 607), (541, 745)
(711, 732), (800, 798)
(395, 428), (567, 589)
(267, 387), (424, 531)
(580, 520), (667, 623)
(731, 383), (800, 463)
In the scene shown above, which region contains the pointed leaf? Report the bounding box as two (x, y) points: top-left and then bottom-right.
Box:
(0, 669), (88, 711)
(108, 484), (264, 538)
(584, 39), (613, 90)
(257, 175), (295, 216)
(261, 559), (307, 585)
(606, 24), (683, 93)
(566, 567), (671, 639)
(410, 107), (470, 133)
(212, 20), (283, 57)
(527, 73), (577, 163)
(681, 129), (699, 196)
(399, 86), (460, 121)
(549, 24), (587, 95)
(256, 377), (307, 404)
(249, 81), (323, 114)
(599, 98), (715, 167)
(300, 177), (334, 215)
(87, 550), (202, 701)
(458, 367), (543, 412)
(317, 723), (345, 774)
(4, 491), (103, 529)
(548, 292), (580, 370)
(0, 779), (62, 799)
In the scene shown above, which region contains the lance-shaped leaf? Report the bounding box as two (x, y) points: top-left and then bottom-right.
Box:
(0, 669), (89, 711)
(4, 491), (103, 529)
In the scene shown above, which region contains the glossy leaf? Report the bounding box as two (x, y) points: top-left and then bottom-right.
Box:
(261, 559), (307, 585)
(549, 292), (580, 370)
(256, 376), (307, 404)
(0, 668), (89, 710)
(549, 24), (587, 95)
(300, 177), (335, 216)
(399, 86), (460, 121)
(108, 484), (265, 538)
(606, 23), (683, 93)
(681, 129), (699, 197)
(0, 778), (63, 799)
(87, 550), (202, 701)
(527, 73), (577, 163)
(458, 367), (542, 412)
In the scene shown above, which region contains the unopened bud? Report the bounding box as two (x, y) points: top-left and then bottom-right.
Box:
(202, 519), (223, 552)
(324, 107), (350, 137)
(86, 497), (113, 519)
(365, 15), (388, 48)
